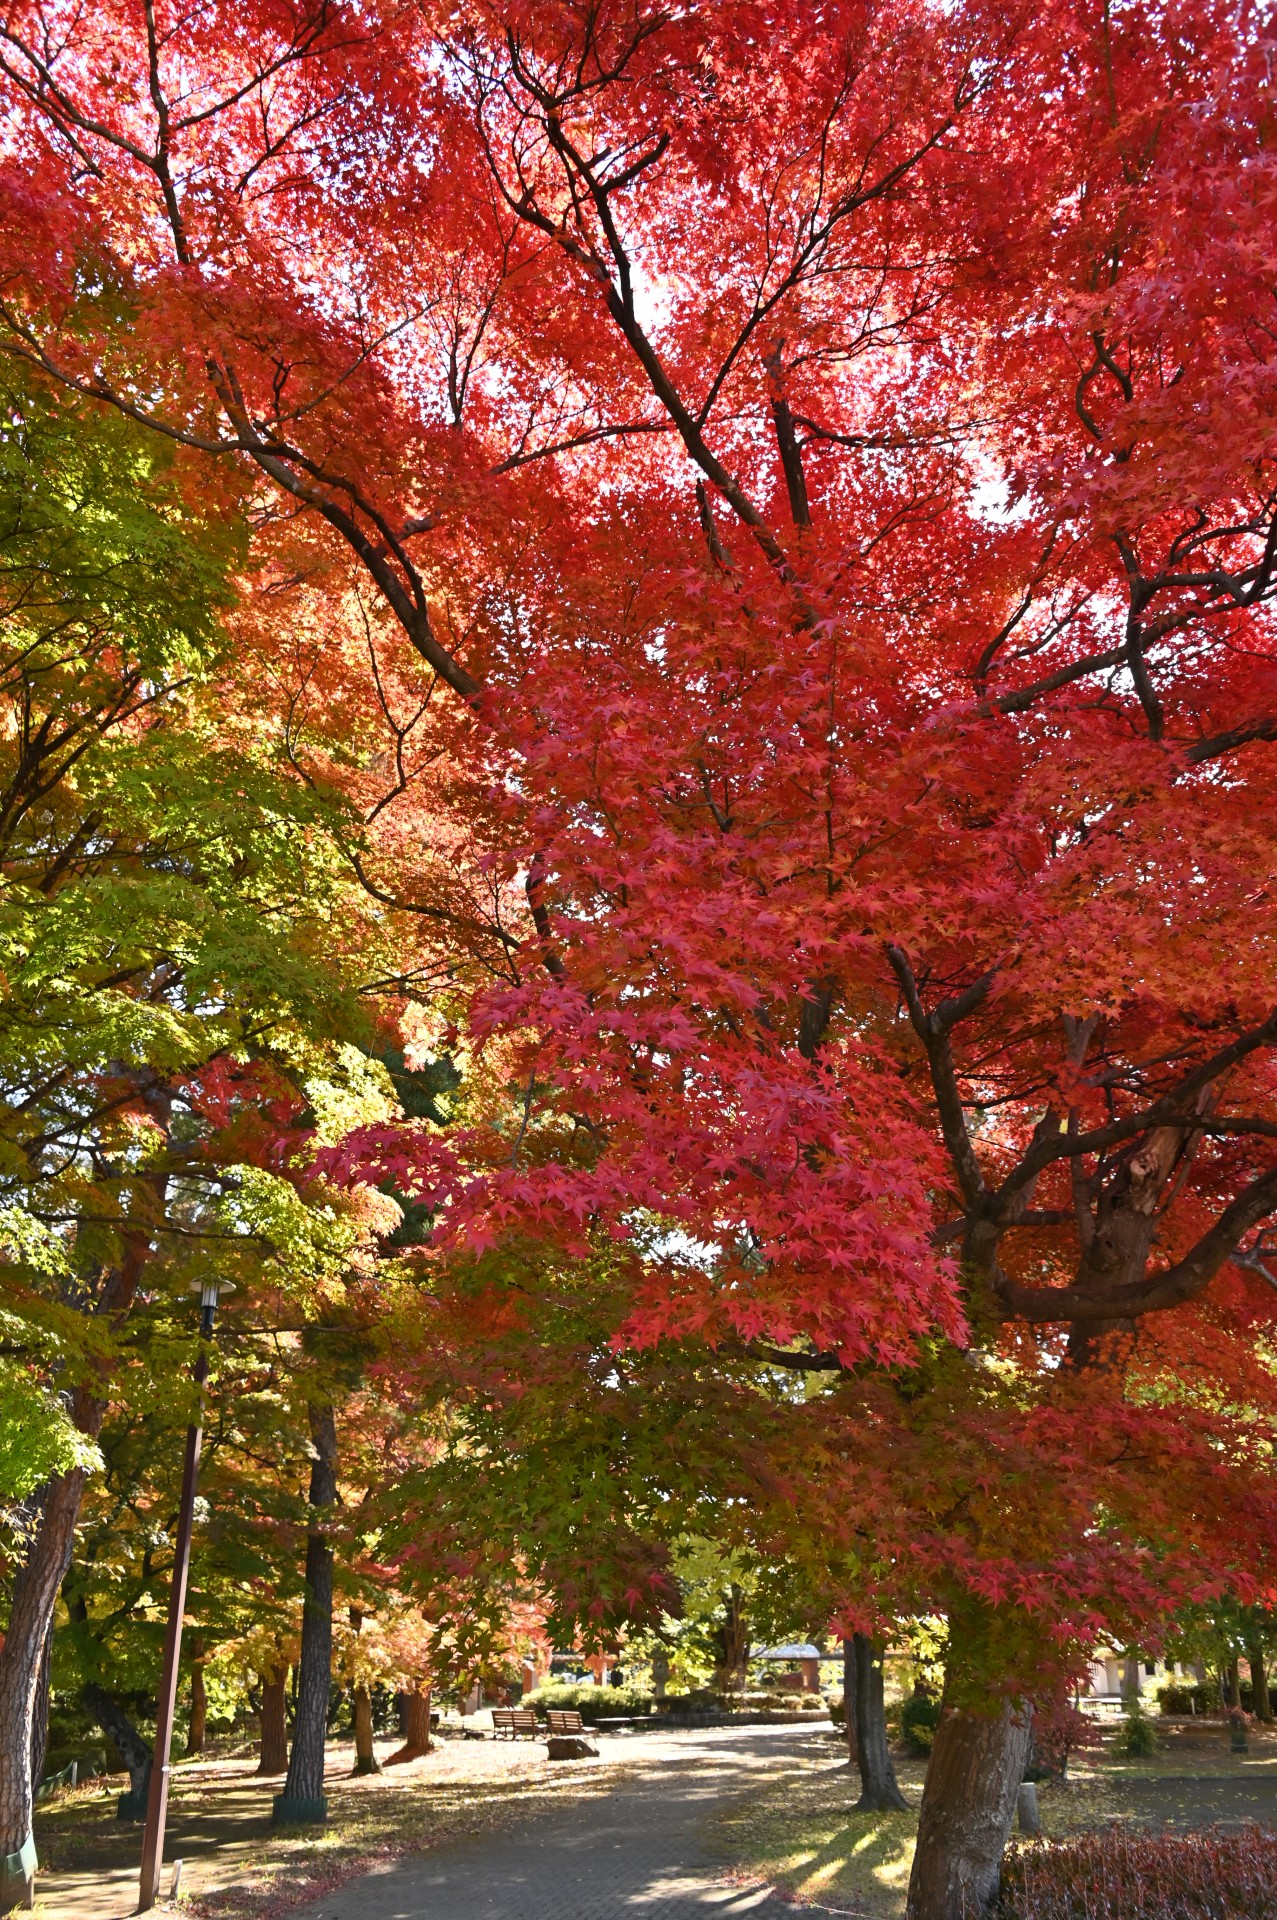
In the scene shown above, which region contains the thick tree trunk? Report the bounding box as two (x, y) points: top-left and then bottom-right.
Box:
(385, 1686), (432, 1764)
(184, 1637), (207, 1756)
(712, 1585), (749, 1696)
(906, 1696), (1031, 1920)
(1227, 1657), (1242, 1709)
(1249, 1643), (1273, 1723)
(853, 1635), (907, 1812)
(257, 1666), (290, 1775)
(82, 1685), (152, 1816)
(274, 1403), (337, 1823)
(351, 1686), (380, 1774)
(0, 1465), (91, 1903)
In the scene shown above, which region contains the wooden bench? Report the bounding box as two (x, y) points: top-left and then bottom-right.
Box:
(491, 1706), (540, 1740)
(545, 1709), (585, 1736)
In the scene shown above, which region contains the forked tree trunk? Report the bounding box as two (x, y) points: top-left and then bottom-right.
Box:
(853, 1635), (908, 1812)
(0, 1465), (92, 1906)
(82, 1685), (152, 1812)
(906, 1697), (1032, 1920)
(184, 1637), (207, 1756)
(385, 1685), (432, 1764)
(1249, 1643), (1273, 1723)
(275, 1402), (338, 1822)
(351, 1686), (380, 1774)
(257, 1666), (290, 1775)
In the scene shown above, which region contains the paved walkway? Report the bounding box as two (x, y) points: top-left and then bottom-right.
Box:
(289, 1726), (828, 1920)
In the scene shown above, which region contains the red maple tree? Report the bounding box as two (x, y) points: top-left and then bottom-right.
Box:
(3, 1), (1277, 1912)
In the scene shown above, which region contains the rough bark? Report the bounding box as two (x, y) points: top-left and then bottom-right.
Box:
(256, 1666), (290, 1775)
(28, 1628), (51, 1798)
(385, 1685), (432, 1764)
(711, 1584), (750, 1697)
(0, 1466), (92, 1879)
(906, 1696), (1032, 1920)
(276, 1401), (338, 1817)
(852, 1635), (908, 1812)
(1249, 1643), (1273, 1723)
(82, 1685), (153, 1806)
(184, 1637), (207, 1757)
(351, 1686), (380, 1774)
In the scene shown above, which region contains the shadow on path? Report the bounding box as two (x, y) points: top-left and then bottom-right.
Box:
(290, 1727), (828, 1920)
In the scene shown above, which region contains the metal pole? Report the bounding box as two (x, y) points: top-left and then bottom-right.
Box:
(137, 1304), (214, 1913)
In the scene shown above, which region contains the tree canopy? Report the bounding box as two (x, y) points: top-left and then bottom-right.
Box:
(1, 4), (1276, 1916)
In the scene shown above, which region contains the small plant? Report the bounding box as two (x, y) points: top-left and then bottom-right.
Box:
(1112, 1693), (1159, 1758)
(901, 1691), (942, 1755)
(1024, 1702), (1101, 1782)
(1000, 1824), (1277, 1917)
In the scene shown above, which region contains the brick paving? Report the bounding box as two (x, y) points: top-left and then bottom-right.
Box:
(288, 1726), (825, 1920)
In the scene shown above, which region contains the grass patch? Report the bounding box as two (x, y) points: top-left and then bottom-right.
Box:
(712, 1756), (926, 1916)
(709, 1729), (1277, 1915)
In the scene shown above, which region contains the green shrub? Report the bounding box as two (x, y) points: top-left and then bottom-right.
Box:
(522, 1683), (653, 1723)
(1155, 1681), (1215, 1716)
(1112, 1695), (1158, 1758)
(901, 1692), (942, 1755)
(656, 1687), (728, 1713)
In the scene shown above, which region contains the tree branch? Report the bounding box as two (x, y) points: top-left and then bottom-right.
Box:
(998, 1164), (1277, 1322)
(886, 946), (993, 1207)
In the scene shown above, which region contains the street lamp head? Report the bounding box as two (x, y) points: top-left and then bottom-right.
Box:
(188, 1277), (235, 1334)
(188, 1278), (236, 1309)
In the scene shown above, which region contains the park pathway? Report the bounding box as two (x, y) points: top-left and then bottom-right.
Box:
(289, 1725), (826, 1920)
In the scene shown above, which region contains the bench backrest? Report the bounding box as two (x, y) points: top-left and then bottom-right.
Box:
(511, 1708), (538, 1732)
(546, 1708), (584, 1734)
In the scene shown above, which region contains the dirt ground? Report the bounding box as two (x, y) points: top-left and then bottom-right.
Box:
(31, 1729), (629, 1920)
(29, 1715), (1277, 1920)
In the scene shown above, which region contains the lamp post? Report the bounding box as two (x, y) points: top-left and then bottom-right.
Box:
(137, 1278), (233, 1914)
